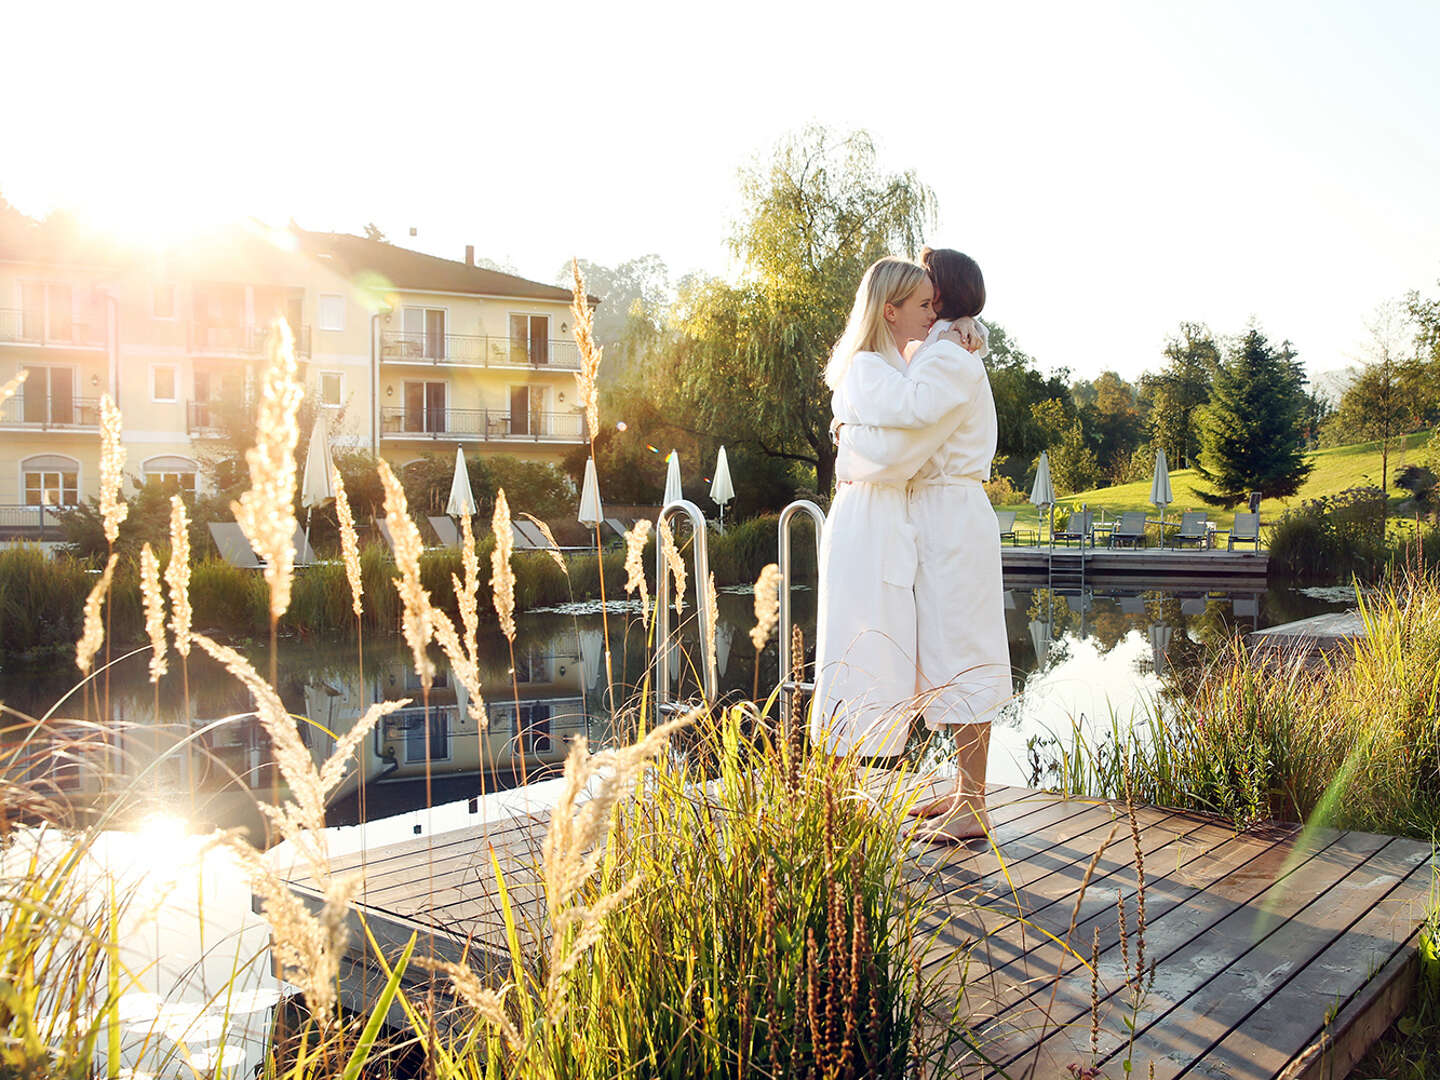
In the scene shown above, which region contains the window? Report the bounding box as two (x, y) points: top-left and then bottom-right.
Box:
(402, 307), (446, 359)
(319, 371), (343, 407)
(403, 380), (447, 433)
(405, 709), (450, 763)
(318, 294), (345, 332)
(152, 365), (177, 402)
(21, 366), (76, 425)
(153, 285), (176, 319)
(508, 314), (550, 365)
(142, 455), (198, 497)
(23, 455), (80, 507)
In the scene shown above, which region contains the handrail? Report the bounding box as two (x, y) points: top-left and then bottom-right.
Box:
(777, 500), (825, 713)
(379, 330), (582, 371)
(654, 499), (717, 710)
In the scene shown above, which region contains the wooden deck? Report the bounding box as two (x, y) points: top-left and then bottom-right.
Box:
(1001, 545), (1268, 584)
(275, 781), (1433, 1078)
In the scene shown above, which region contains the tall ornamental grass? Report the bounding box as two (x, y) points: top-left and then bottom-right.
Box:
(1048, 572), (1440, 838)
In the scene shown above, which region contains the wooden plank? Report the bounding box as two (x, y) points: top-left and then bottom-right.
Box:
(1193, 846), (1434, 1080)
(964, 820), (1316, 1072)
(1002, 829), (1398, 1077)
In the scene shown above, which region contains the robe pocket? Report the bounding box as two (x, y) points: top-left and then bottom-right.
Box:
(881, 523), (918, 589)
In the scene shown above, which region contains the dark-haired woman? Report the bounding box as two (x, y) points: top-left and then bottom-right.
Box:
(831, 247), (1010, 840)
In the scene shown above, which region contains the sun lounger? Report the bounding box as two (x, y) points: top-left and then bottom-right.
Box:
(602, 517), (630, 539)
(1228, 511), (1261, 551)
(514, 520), (550, 549)
(510, 523), (542, 551)
(1173, 511), (1209, 549)
(1109, 511), (1148, 548)
(209, 522), (264, 569)
(427, 515), (461, 549)
(994, 509), (1018, 545)
(1054, 510), (1093, 547)
(209, 522), (315, 568)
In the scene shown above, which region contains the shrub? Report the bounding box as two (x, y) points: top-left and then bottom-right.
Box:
(1267, 485), (1389, 580)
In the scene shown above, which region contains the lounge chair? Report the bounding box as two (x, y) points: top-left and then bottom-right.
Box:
(427, 515), (461, 549)
(1054, 510), (1093, 547)
(514, 520), (551, 549)
(602, 517), (630, 539)
(1109, 511), (1148, 549)
(1228, 511), (1261, 551)
(994, 509), (1018, 545)
(1173, 511), (1210, 549)
(510, 523), (542, 551)
(209, 522), (316, 568)
(209, 522), (264, 569)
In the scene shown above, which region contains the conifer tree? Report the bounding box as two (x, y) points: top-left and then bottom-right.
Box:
(1195, 327), (1312, 506)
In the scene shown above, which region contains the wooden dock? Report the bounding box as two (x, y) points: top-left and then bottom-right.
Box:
(276, 781), (1433, 1078)
(1001, 545), (1268, 585)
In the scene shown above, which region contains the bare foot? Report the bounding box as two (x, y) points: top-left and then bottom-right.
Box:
(908, 794), (991, 841)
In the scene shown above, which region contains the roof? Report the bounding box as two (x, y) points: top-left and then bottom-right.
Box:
(292, 229), (595, 305)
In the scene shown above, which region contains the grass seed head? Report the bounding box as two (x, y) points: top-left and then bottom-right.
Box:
(139, 542), (168, 683)
(750, 563), (782, 651)
(98, 394), (127, 545)
(332, 465), (363, 619)
(491, 488), (516, 641)
(76, 553), (118, 675)
(165, 495), (192, 657)
(378, 458), (435, 687)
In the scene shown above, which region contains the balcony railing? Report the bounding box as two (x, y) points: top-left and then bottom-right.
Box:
(0, 394), (102, 430)
(379, 331), (580, 370)
(380, 406), (586, 443)
(0, 309), (106, 349)
(0, 504), (66, 542)
(189, 323), (311, 358)
(186, 399), (256, 437)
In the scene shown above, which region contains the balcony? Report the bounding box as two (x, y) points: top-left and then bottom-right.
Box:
(0, 394), (101, 432)
(379, 331), (580, 371)
(186, 399), (255, 438)
(0, 309), (106, 350)
(380, 406), (586, 444)
(189, 323), (311, 359)
(0, 505), (66, 542)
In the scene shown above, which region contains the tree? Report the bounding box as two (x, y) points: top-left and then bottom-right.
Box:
(362, 222), (387, 242)
(556, 256), (670, 384)
(672, 126), (935, 496)
(1139, 322), (1218, 468)
(1074, 370), (1142, 480)
(985, 324), (1072, 487)
(1194, 327), (1312, 506)
(1319, 302), (1417, 489)
(1047, 420), (1101, 495)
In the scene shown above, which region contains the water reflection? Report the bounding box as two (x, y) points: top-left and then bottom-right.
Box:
(1, 583), (1350, 841)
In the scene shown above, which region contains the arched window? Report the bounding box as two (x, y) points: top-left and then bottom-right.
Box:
(141, 454), (199, 497)
(21, 454), (80, 507)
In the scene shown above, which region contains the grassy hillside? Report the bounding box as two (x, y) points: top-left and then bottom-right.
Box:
(1001, 430), (1435, 530)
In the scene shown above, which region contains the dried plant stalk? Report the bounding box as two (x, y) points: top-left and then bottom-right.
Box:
(332, 465), (363, 618)
(165, 495), (192, 657)
(139, 543), (168, 683)
(378, 459), (434, 687)
(453, 513), (482, 661)
(76, 554), (118, 675)
(433, 609), (486, 726)
(491, 488), (516, 642)
(658, 517), (686, 615)
(750, 563), (782, 651)
(622, 519), (652, 617)
(231, 321), (303, 620)
(569, 258), (602, 438)
(705, 571), (719, 682)
(521, 511), (567, 572)
(98, 394), (127, 546)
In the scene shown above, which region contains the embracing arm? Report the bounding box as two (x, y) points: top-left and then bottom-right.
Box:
(844, 338), (985, 429)
(836, 405), (966, 481)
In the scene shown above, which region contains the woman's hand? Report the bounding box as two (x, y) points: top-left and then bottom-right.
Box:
(940, 317), (984, 353)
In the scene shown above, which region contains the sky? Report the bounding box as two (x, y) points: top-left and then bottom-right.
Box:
(3, 0), (1438, 387)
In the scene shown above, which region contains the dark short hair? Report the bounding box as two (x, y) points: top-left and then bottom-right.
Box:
(922, 247), (985, 320)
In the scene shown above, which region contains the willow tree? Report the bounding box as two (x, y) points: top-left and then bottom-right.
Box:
(674, 127), (935, 496)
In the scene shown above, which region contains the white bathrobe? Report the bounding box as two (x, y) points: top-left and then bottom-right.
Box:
(811, 332), (979, 757)
(836, 319), (1011, 731)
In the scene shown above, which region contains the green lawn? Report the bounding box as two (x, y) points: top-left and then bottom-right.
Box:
(1000, 430), (1435, 532)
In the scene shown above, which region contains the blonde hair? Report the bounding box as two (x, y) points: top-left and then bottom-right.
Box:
(823, 256), (928, 389)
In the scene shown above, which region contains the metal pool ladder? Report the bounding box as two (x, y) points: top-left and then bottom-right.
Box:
(654, 499), (718, 713)
(777, 500), (826, 715)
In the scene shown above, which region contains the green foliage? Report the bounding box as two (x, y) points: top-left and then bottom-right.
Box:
(1045, 419), (1101, 495)
(1265, 486), (1390, 581)
(1195, 326), (1312, 506)
(1139, 322), (1218, 469)
(986, 324), (1073, 487)
(1074, 370), (1144, 479)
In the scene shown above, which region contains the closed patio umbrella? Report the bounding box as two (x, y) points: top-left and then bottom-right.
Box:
(300, 414), (335, 559)
(445, 445), (476, 518)
(578, 457), (603, 527)
(710, 445), (735, 527)
(1150, 448), (1173, 547)
(663, 450), (682, 505)
(1029, 450), (1056, 547)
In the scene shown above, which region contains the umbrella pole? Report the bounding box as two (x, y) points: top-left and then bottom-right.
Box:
(304, 506), (313, 565)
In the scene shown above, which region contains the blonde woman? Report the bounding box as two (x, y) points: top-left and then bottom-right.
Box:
(810, 257), (979, 761)
(831, 248), (1008, 841)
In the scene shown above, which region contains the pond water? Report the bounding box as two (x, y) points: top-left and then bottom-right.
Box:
(1, 578), (1355, 841)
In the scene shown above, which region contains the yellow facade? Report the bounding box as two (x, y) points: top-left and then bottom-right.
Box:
(0, 226), (586, 535)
